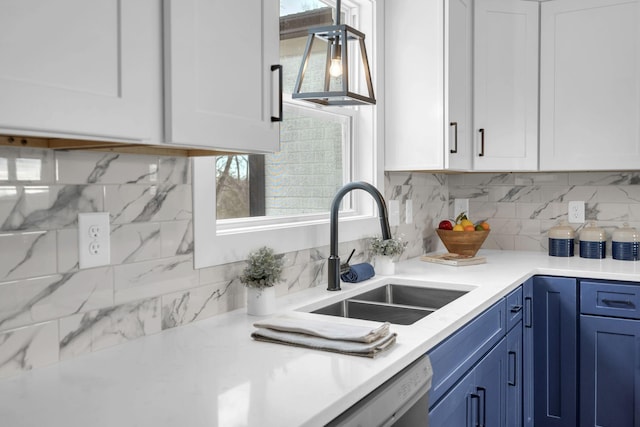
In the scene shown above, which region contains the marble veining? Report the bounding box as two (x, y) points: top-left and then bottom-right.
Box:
(59, 298), (161, 360)
(1, 185), (103, 231)
(161, 281), (235, 329)
(0, 322), (58, 379)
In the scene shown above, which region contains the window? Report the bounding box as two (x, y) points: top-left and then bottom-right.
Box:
(193, 0), (381, 268)
(216, 104), (351, 220)
(215, 0), (355, 222)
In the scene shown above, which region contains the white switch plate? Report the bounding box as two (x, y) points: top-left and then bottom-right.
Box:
(405, 199), (413, 224)
(78, 212), (111, 269)
(454, 198), (469, 220)
(568, 201), (585, 223)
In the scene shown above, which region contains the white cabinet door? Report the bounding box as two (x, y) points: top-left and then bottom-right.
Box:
(447, 0), (473, 171)
(164, 0), (280, 153)
(385, 0), (472, 171)
(0, 0), (162, 143)
(474, 0), (539, 171)
(539, 0), (640, 171)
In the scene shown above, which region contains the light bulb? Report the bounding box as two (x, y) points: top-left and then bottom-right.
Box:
(329, 58), (343, 77)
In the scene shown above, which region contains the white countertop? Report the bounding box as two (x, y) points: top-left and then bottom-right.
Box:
(1, 250), (640, 427)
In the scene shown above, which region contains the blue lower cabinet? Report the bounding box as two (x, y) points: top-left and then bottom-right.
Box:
(580, 314), (640, 427)
(524, 276), (578, 427)
(430, 339), (507, 427)
(506, 322), (523, 427)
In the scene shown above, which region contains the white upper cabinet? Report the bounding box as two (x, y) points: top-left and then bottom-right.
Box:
(0, 0), (162, 143)
(164, 0), (280, 153)
(539, 0), (640, 171)
(385, 0), (472, 171)
(474, 0), (539, 171)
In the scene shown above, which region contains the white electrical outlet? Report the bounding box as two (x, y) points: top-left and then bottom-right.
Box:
(454, 198), (469, 220)
(568, 201), (585, 223)
(78, 212), (110, 269)
(405, 199), (413, 224)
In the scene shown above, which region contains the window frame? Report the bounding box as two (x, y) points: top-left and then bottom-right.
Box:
(192, 0), (382, 268)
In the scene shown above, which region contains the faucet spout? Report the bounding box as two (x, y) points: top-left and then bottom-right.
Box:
(328, 181), (392, 291)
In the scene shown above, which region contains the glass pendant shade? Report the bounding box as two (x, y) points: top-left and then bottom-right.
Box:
(292, 9), (375, 106)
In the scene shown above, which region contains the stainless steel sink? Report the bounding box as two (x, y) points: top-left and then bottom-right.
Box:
(310, 284), (468, 325)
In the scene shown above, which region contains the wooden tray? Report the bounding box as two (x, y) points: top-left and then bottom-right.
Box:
(420, 253), (487, 266)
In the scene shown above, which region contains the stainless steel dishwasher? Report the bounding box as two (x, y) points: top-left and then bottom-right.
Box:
(326, 356), (433, 427)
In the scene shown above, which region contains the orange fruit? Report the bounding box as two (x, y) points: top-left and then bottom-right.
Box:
(464, 225), (475, 232)
(480, 221), (490, 230)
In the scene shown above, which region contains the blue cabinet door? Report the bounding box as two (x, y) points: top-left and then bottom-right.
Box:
(430, 339), (507, 427)
(429, 365), (477, 427)
(506, 321), (523, 427)
(475, 338), (507, 427)
(525, 276), (577, 427)
(580, 314), (640, 427)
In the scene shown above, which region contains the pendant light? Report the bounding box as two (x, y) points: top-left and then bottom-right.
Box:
(292, 0), (376, 106)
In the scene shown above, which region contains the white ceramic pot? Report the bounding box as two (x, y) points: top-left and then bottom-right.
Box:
(246, 286), (276, 316)
(374, 255), (395, 275)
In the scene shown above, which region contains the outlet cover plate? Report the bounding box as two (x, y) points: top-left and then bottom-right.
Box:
(568, 201), (585, 223)
(78, 212), (110, 269)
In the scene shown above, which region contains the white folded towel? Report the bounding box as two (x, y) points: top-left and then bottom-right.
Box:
(251, 312), (396, 358)
(253, 313), (390, 343)
(251, 327), (397, 358)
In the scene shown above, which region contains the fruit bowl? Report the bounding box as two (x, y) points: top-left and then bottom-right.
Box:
(436, 229), (490, 257)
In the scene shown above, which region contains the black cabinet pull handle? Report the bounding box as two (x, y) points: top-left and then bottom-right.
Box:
(602, 298), (634, 307)
(450, 122), (458, 153)
(478, 129), (485, 157)
(271, 64), (283, 122)
(508, 351), (517, 386)
(476, 387), (487, 427)
(469, 393), (481, 427)
(524, 297), (532, 328)
(510, 304), (523, 313)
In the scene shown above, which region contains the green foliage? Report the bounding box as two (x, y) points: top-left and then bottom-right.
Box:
(240, 246), (285, 289)
(368, 236), (408, 257)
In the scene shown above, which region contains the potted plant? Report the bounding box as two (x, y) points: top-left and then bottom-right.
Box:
(240, 246), (284, 315)
(368, 236), (407, 275)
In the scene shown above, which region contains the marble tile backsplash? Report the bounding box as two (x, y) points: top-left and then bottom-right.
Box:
(2, 145), (640, 380)
(448, 172), (640, 252)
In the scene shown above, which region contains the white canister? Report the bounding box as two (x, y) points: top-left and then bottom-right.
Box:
(579, 222), (606, 259)
(612, 223), (640, 261)
(548, 222), (575, 257)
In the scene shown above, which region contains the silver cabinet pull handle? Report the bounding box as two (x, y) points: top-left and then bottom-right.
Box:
(478, 129), (485, 157)
(450, 122), (458, 153)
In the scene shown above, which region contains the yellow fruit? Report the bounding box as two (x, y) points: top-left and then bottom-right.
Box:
(460, 219), (474, 227)
(452, 224), (464, 231)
